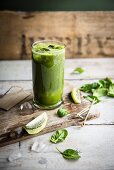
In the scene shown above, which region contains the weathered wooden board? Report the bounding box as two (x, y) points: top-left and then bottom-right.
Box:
(0, 82), (93, 147)
(1, 79), (114, 125)
(0, 59), (114, 170)
(0, 89), (31, 110)
(0, 11), (114, 59)
(0, 58), (114, 81)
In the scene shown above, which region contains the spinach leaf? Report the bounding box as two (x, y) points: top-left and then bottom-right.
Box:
(99, 78), (112, 88)
(107, 84), (114, 97)
(56, 148), (81, 160)
(80, 78), (114, 103)
(73, 67), (84, 74)
(84, 95), (100, 104)
(92, 88), (108, 97)
(50, 129), (68, 144)
(57, 108), (69, 117)
(41, 48), (50, 52)
(80, 82), (100, 93)
(48, 44), (55, 48)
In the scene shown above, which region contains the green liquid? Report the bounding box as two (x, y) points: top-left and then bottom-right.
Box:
(32, 42), (65, 109)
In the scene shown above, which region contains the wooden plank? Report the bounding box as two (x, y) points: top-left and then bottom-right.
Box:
(0, 11), (114, 59)
(0, 89), (31, 111)
(0, 125), (114, 170)
(0, 81), (95, 147)
(0, 58), (114, 81)
(0, 80), (114, 126)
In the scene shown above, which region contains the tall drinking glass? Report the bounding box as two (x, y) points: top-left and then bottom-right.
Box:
(32, 40), (65, 109)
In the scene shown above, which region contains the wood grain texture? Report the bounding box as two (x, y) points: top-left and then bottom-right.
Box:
(0, 11), (114, 59)
(0, 126), (114, 170)
(0, 58), (114, 81)
(0, 89), (31, 110)
(0, 59), (114, 170)
(0, 81), (93, 147)
(1, 80), (114, 126)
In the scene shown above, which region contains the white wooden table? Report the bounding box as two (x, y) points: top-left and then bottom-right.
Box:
(0, 58), (114, 170)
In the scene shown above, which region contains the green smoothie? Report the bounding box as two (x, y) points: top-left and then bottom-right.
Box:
(32, 41), (65, 109)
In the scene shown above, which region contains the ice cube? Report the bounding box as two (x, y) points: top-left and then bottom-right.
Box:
(8, 152), (22, 162)
(20, 102), (32, 110)
(31, 141), (47, 153)
(20, 102), (33, 115)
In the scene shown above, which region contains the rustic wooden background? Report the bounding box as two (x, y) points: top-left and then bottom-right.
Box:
(0, 11), (114, 59)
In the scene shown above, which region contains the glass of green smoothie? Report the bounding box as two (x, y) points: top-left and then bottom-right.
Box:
(32, 40), (65, 109)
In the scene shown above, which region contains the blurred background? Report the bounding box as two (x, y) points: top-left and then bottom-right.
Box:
(1, 0), (114, 11)
(0, 0), (114, 59)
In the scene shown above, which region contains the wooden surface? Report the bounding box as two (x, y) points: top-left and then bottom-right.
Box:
(0, 11), (114, 59)
(0, 58), (114, 170)
(0, 82), (92, 147)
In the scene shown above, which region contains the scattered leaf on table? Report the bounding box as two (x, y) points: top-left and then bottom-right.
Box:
(107, 84), (114, 97)
(80, 82), (100, 93)
(56, 148), (81, 160)
(84, 95), (100, 104)
(72, 67), (84, 74)
(92, 88), (107, 97)
(80, 78), (114, 103)
(57, 108), (69, 117)
(50, 129), (68, 144)
(99, 78), (112, 88)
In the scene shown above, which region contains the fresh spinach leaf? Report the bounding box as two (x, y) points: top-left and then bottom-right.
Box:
(56, 148), (81, 160)
(48, 44), (55, 48)
(92, 88), (108, 97)
(40, 48), (50, 52)
(80, 82), (100, 93)
(107, 84), (114, 97)
(99, 78), (112, 88)
(50, 129), (68, 144)
(80, 78), (114, 103)
(73, 67), (84, 74)
(84, 95), (100, 104)
(57, 108), (69, 117)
